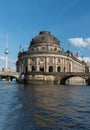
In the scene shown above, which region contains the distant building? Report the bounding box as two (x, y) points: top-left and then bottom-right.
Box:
(2, 67), (11, 72)
(16, 31), (87, 84)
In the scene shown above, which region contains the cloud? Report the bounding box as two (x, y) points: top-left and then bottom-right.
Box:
(0, 56), (5, 60)
(0, 56), (16, 63)
(0, 56), (16, 71)
(79, 56), (90, 63)
(68, 38), (90, 48)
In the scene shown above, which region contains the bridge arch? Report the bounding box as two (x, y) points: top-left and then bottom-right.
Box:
(0, 75), (19, 81)
(60, 75), (87, 85)
(0, 71), (21, 82)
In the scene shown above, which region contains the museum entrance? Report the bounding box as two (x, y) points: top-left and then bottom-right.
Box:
(40, 67), (44, 72)
(39, 62), (44, 72)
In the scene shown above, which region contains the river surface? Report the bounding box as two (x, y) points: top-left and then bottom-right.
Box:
(0, 81), (90, 130)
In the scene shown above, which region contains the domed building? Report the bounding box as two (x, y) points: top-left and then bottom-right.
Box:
(16, 31), (87, 84)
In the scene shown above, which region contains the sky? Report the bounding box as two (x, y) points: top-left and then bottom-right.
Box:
(0, 0), (90, 70)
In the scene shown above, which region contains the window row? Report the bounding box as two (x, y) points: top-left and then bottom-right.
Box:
(31, 58), (67, 64)
(31, 66), (66, 73)
(30, 46), (60, 51)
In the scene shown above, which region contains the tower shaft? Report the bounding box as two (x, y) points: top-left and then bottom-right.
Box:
(5, 35), (9, 71)
(5, 54), (8, 70)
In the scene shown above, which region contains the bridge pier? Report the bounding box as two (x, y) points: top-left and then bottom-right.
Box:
(86, 77), (90, 85)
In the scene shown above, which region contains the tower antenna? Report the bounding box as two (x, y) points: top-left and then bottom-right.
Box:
(6, 34), (8, 48)
(5, 34), (9, 71)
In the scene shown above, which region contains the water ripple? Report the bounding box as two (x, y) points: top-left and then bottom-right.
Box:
(0, 82), (90, 130)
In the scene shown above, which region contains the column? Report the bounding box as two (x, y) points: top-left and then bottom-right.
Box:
(67, 57), (69, 72)
(36, 58), (39, 71)
(45, 57), (48, 72)
(27, 58), (31, 72)
(54, 57), (57, 72)
(21, 63), (23, 73)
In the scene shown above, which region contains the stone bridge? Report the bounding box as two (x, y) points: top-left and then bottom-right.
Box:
(55, 72), (90, 85)
(0, 71), (21, 81)
(25, 72), (90, 85)
(0, 71), (90, 85)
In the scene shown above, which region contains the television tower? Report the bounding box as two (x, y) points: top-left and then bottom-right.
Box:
(5, 35), (9, 71)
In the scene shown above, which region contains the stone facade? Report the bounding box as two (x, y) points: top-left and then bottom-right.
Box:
(16, 31), (87, 84)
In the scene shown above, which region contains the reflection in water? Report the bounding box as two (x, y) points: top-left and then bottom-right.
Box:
(0, 81), (90, 130)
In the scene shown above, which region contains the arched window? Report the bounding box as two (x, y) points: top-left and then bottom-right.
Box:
(40, 66), (44, 72)
(49, 66), (53, 72)
(54, 47), (57, 50)
(40, 58), (44, 62)
(31, 58), (35, 63)
(31, 66), (36, 71)
(64, 67), (66, 72)
(50, 48), (53, 51)
(39, 57), (44, 72)
(31, 47), (34, 51)
(41, 47), (45, 51)
(57, 66), (61, 72)
(39, 62), (44, 72)
(49, 58), (53, 63)
(25, 66), (28, 73)
(64, 60), (66, 65)
(58, 59), (61, 63)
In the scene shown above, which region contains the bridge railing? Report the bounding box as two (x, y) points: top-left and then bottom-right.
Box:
(0, 71), (20, 75)
(27, 71), (90, 75)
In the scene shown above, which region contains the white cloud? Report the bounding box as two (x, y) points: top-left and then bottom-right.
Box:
(0, 56), (5, 60)
(0, 56), (16, 63)
(79, 56), (90, 63)
(68, 38), (90, 48)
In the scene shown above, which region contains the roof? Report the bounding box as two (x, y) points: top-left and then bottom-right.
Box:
(30, 31), (60, 46)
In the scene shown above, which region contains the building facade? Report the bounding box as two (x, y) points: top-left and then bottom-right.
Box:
(16, 31), (87, 84)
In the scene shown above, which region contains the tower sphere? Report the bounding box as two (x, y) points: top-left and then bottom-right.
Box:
(5, 48), (9, 54)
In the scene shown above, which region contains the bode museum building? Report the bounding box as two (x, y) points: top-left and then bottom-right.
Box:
(16, 31), (88, 84)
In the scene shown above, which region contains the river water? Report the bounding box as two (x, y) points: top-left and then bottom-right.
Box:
(0, 81), (90, 130)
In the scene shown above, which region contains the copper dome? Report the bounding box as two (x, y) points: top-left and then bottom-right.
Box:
(30, 31), (60, 46)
